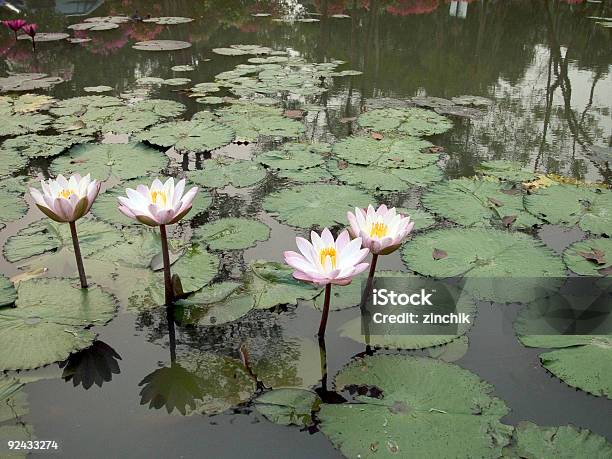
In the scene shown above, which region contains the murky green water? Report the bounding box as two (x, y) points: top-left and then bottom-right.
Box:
(1, 1), (611, 457)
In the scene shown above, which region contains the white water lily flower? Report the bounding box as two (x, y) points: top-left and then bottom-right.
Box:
(117, 177), (198, 226)
(347, 204), (415, 255)
(284, 228), (369, 287)
(30, 173), (101, 223)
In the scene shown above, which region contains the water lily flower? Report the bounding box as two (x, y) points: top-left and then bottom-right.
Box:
(21, 23), (37, 49)
(284, 228), (369, 338)
(2, 19), (27, 39)
(117, 178), (198, 305)
(29, 174), (101, 288)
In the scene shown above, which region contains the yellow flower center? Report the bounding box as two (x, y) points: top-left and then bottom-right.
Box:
(319, 247), (337, 269)
(150, 190), (167, 207)
(58, 188), (77, 199)
(369, 222), (388, 239)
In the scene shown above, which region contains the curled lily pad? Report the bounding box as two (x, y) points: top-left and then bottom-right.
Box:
(331, 135), (435, 168)
(358, 107), (453, 136)
(254, 389), (320, 426)
(0, 113), (52, 137)
(91, 179), (211, 227)
(142, 17), (194, 25)
(258, 142), (329, 170)
(138, 119), (235, 152)
(318, 355), (512, 459)
(422, 178), (540, 229)
(0, 275), (16, 307)
(563, 238), (612, 276)
(193, 218), (270, 251)
(50, 142), (168, 182)
(0, 278), (116, 371)
(188, 158), (266, 189)
(216, 102), (304, 142)
(263, 184), (372, 229)
(502, 421), (612, 458)
(2, 133), (92, 158)
(132, 40), (192, 51)
(4, 218), (123, 264)
(477, 160), (537, 182)
(525, 184), (612, 236)
(330, 162), (443, 192)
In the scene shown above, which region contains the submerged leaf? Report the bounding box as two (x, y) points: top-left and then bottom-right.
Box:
(255, 388), (320, 426)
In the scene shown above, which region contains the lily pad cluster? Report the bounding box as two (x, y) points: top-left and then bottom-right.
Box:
(357, 107), (453, 136)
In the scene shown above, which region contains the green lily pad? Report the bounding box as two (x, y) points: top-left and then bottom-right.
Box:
(401, 228), (565, 303)
(563, 238), (612, 276)
(0, 149), (26, 178)
(330, 162), (443, 192)
(216, 103), (304, 142)
(428, 336), (469, 362)
(138, 119), (235, 152)
(91, 178), (211, 226)
(4, 218), (123, 264)
(5, 94), (56, 113)
(477, 160), (537, 182)
(263, 184), (372, 229)
(254, 388), (320, 426)
(0, 278), (116, 370)
(0, 275), (16, 307)
(318, 355), (512, 459)
(50, 142), (168, 182)
(0, 113), (52, 137)
(213, 45), (271, 56)
(451, 95), (493, 107)
(83, 85), (114, 93)
(422, 178), (540, 229)
(396, 208), (436, 231)
(502, 421), (612, 458)
(357, 108), (453, 136)
(525, 184), (612, 236)
(193, 218), (270, 250)
(187, 158), (266, 189)
(174, 282), (251, 326)
(163, 78), (192, 86)
(515, 297), (612, 398)
(0, 187), (28, 225)
(172, 65), (195, 72)
(313, 272), (367, 312)
(133, 99), (187, 117)
(171, 245), (219, 294)
(142, 16), (194, 25)
(49, 95), (123, 117)
(277, 166), (334, 183)
(331, 135), (435, 168)
(132, 40), (192, 51)
(0, 73), (63, 93)
(258, 142), (329, 170)
(2, 133), (92, 158)
(0, 377), (26, 422)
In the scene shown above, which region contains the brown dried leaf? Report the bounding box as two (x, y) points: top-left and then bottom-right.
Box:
(371, 132), (384, 140)
(576, 249), (606, 266)
(337, 160), (349, 170)
(284, 109), (305, 120)
(432, 248), (447, 260)
(501, 215), (517, 228)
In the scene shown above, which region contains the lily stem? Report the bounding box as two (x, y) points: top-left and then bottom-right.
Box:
(367, 253), (379, 282)
(159, 224), (174, 306)
(318, 283), (332, 339)
(69, 221), (88, 289)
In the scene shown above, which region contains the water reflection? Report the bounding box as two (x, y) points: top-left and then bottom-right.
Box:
(60, 340), (122, 390)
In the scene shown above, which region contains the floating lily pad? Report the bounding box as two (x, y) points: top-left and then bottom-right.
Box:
(0, 73), (64, 93)
(216, 103), (304, 142)
(174, 282), (251, 326)
(0, 276), (16, 307)
(18, 32), (70, 42)
(402, 228), (565, 302)
(318, 355), (512, 459)
(515, 300), (612, 398)
(163, 78), (191, 86)
(331, 163), (443, 192)
(132, 40), (192, 51)
(4, 218), (123, 264)
(563, 238), (612, 276)
(83, 85), (113, 93)
(451, 95), (493, 107)
(138, 119), (235, 152)
(193, 218), (270, 251)
(525, 184), (612, 236)
(187, 158), (266, 188)
(263, 184), (372, 229)
(132, 99), (186, 117)
(0, 150), (26, 178)
(91, 179), (211, 227)
(67, 38), (92, 44)
(331, 135), (435, 168)
(49, 95), (123, 117)
(277, 166), (334, 183)
(502, 421), (612, 458)
(255, 389), (320, 426)
(50, 142), (168, 182)
(3, 133), (91, 158)
(258, 143), (329, 170)
(171, 65), (195, 72)
(477, 160), (537, 182)
(195, 96), (226, 105)
(68, 22), (119, 31)
(142, 16), (194, 25)
(422, 178), (540, 229)
(9, 94), (56, 113)
(0, 113), (52, 137)
(212, 44), (271, 56)
(428, 336), (469, 362)
(396, 207), (436, 231)
(171, 245), (219, 294)
(357, 107), (453, 136)
(0, 278), (116, 370)
(85, 16), (130, 23)
(0, 187), (28, 225)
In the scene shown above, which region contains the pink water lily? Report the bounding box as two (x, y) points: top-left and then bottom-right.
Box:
(118, 178), (198, 227)
(118, 178), (198, 305)
(29, 173), (101, 289)
(284, 228), (369, 339)
(2, 19), (27, 39)
(21, 22), (37, 37)
(347, 204), (414, 256)
(30, 173), (101, 223)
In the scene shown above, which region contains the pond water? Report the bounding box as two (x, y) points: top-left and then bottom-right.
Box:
(1, 0), (611, 458)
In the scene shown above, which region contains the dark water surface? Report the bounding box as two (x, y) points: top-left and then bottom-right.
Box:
(1, 0), (611, 457)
